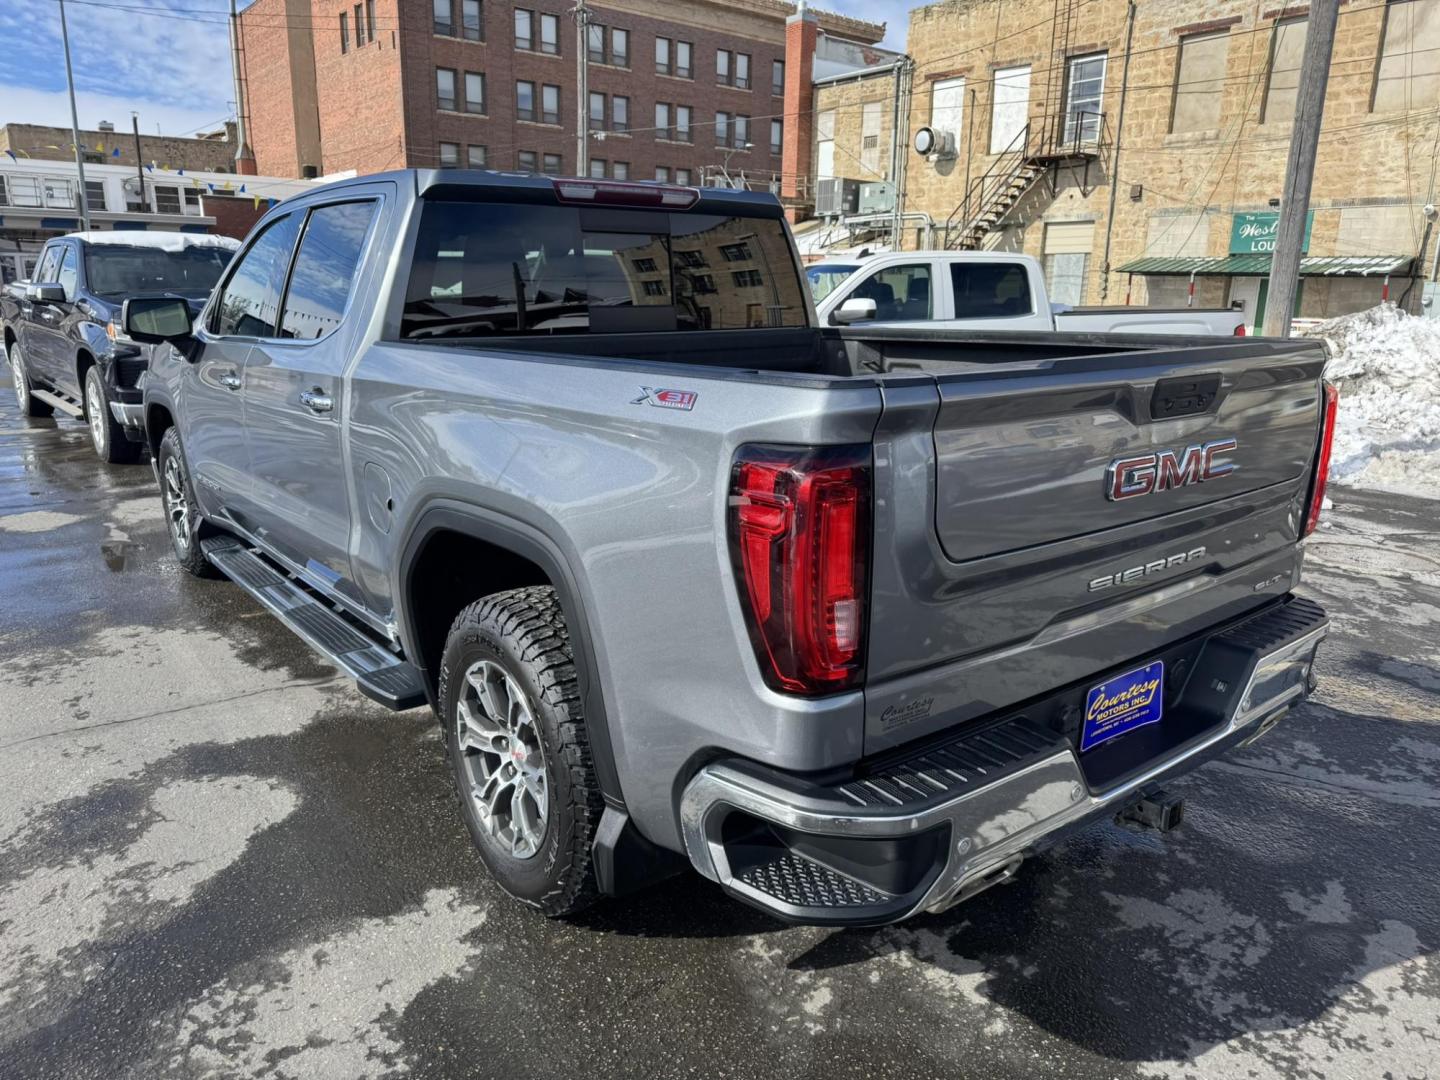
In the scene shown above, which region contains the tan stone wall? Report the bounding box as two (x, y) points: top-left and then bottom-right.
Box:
(813, 71), (898, 186)
(895, 0), (1440, 312)
(0, 123), (238, 173)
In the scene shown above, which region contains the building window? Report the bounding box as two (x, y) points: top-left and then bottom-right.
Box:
(732, 269), (763, 288)
(465, 71), (485, 113)
(1169, 31), (1227, 133)
(613, 160), (628, 179)
(1043, 220), (1094, 306)
(540, 12), (558, 53)
(468, 144), (487, 167)
(717, 50), (750, 88)
(517, 150), (538, 172)
(655, 166), (671, 182)
(1063, 53), (1106, 143)
(675, 105), (692, 142)
(633, 256), (658, 273)
(439, 141), (460, 168)
(770, 118), (782, 155)
(676, 249), (706, 268)
(340, 10), (349, 52)
(84, 179), (107, 212)
(931, 76), (964, 150)
(816, 108), (836, 179)
(715, 111), (729, 146)
(586, 24), (626, 66)
(433, 0), (452, 36)
(543, 152), (563, 174)
(675, 167), (691, 185)
(772, 59), (785, 95)
(590, 157), (607, 178)
(612, 95), (629, 132)
(366, 0), (376, 41)
(861, 100), (882, 172)
(613, 28), (628, 67)
(1262, 17), (1308, 124)
(733, 114), (750, 148)
(655, 36), (671, 75)
(354, 3), (365, 45)
(461, 0), (482, 41)
(154, 185), (181, 214)
(589, 91), (605, 130)
(516, 79), (536, 121)
(542, 83), (560, 124)
(720, 241), (751, 261)
(42, 178), (76, 209)
(655, 102), (671, 139)
(437, 68), (457, 111)
(655, 36), (691, 77)
(8, 176), (42, 207)
(587, 23), (605, 63)
(691, 274), (715, 293)
(514, 9), (531, 49)
(1372, 0), (1440, 112)
(676, 41), (692, 79)
(642, 280), (666, 297)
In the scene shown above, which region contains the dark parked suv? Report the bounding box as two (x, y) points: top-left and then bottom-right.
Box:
(2, 232), (237, 461)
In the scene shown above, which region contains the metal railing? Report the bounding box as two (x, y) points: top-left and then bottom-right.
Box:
(944, 121), (1031, 249)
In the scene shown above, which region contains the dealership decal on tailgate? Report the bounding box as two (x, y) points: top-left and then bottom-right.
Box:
(1081, 660), (1164, 751)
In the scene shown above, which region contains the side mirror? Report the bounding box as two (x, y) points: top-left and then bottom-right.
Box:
(123, 296), (195, 345)
(831, 296), (877, 325)
(26, 283), (65, 304)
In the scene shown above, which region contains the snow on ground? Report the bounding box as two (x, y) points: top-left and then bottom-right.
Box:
(1302, 303), (1440, 500)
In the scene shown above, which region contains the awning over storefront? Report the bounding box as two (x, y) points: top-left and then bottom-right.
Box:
(1116, 254), (1414, 276)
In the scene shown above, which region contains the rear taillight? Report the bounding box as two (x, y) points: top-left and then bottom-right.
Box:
(729, 445), (870, 695)
(1302, 381), (1339, 537)
(1233, 323), (1247, 336)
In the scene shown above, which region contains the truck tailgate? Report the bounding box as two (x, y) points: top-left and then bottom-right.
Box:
(863, 338), (1327, 753)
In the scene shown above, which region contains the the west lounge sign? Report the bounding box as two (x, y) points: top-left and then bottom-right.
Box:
(1229, 211), (1315, 254)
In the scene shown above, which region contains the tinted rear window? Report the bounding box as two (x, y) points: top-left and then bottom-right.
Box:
(83, 245), (233, 299)
(399, 200), (808, 339)
(948, 262), (1033, 318)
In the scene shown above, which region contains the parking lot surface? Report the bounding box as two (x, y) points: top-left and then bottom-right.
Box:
(1, 393), (1437, 1080)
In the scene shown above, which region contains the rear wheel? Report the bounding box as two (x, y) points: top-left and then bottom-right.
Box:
(157, 426), (219, 578)
(85, 366), (141, 464)
(439, 587), (602, 916)
(7, 340), (54, 418)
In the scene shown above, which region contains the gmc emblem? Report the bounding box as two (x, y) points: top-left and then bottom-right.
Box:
(1105, 438), (1238, 501)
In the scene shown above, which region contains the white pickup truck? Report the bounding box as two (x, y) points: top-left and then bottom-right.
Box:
(809, 251), (1246, 336)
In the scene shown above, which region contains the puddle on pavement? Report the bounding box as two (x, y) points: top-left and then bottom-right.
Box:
(101, 540), (141, 572)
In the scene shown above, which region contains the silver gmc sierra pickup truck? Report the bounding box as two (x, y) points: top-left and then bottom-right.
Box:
(127, 170), (1336, 926)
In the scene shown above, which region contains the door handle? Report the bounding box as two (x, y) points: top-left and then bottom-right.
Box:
(299, 388), (333, 413)
(218, 372), (242, 390)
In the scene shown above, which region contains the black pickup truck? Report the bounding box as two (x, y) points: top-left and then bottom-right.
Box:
(2, 231), (237, 462)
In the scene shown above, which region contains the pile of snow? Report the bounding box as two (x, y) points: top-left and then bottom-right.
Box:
(1301, 303), (1440, 500)
(68, 231), (240, 252)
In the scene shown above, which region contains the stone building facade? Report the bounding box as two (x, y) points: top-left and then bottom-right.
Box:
(0, 122), (240, 173)
(813, 0), (1437, 324)
(239, 0), (883, 184)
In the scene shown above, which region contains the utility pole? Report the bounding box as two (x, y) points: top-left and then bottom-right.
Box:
(229, 0), (256, 174)
(1099, 0), (1136, 302)
(131, 113), (146, 213)
(58, 0), (91, 231)
(573, 0), (591, 177)
(1262, 0), (1339, 336)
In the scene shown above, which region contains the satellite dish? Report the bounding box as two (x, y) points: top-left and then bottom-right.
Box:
(914, 126), (936, 155)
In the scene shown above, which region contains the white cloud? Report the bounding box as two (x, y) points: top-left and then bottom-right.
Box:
(0, 84), (228, 139)
(821, 0), (914, 50)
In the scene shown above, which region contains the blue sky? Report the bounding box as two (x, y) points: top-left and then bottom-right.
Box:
(0, 0), (912, 141)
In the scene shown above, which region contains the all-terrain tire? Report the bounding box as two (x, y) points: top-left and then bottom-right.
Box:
(157, 426), (220, 578)
(8, 340), (54, 418)
(439, 587), (603, 917)
(85, 365), (142, 464)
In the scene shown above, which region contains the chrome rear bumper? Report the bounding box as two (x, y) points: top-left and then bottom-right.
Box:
(680, 597), (1328, 925)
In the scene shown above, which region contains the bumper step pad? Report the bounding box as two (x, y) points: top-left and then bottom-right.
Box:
(737, 853), (891, 910)
(202, 536), (426, 710)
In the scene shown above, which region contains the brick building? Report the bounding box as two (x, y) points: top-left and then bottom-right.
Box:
(0, 122), (240, 173)
(810, 0), (1440, 326)
(237, 0), (884, 185)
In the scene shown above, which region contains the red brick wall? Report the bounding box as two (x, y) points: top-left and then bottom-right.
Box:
(780, 11), (817, 219)
(204, 194), (269, 240)
(312, 0), (411, 174)
(240, 0), (304, 177)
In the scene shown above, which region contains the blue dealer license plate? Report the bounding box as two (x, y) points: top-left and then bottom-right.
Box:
(1080, 661), (1164, 752)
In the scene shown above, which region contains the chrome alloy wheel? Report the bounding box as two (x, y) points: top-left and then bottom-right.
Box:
(457, 659), (549, 860)
(162, 454), (190, 554)
(9, 346), (27, 410)
(86, 376), (105, 453)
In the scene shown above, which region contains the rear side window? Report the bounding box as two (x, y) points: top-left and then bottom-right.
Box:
(399, 199), (808, 339)
(213, 213), (302, 337)
(949, 262), (1032, 318)
(280, 201), (378, 340)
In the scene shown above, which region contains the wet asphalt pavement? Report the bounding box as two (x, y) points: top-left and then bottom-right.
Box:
(0, 389), (1437, 1080)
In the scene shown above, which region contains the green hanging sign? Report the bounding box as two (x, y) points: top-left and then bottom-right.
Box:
(1230, 211), (1314, 255)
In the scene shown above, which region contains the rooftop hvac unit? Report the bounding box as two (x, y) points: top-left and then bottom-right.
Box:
(815, 178), (861, 217)
(857, 181), (895, 215)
